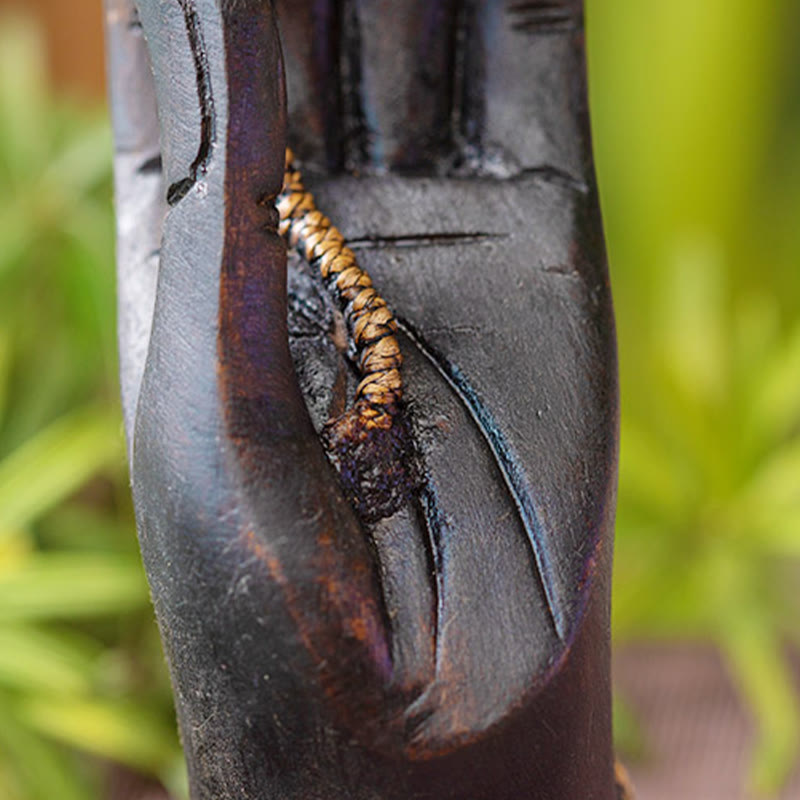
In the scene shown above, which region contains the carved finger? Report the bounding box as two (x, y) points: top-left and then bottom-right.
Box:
(116, 3), (399, 793)
(463, 0), (588, 180)
(273, 0), (342, 169)
(346, 0), (460, 170)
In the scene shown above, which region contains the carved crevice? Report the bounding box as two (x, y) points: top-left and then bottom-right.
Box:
(396, 316), (564, 642)
(165, 0), (217, 206)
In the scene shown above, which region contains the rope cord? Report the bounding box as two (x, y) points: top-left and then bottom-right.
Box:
(277, 149), (403, 433)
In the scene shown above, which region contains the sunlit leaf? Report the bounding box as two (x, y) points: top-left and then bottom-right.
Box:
(0, 626), (100, 695)
(19, 696), (180, 773)
(721, 618), (800, 795)
(161, 756), (190, 800)
(0, 409), (124, 541)
(0, 553), (147, 621)
(743, 436), (800, 515)
(39, 504), (137, 553)
(0, 326), (11, 431)
(0, 14), (48, 180)
(618, 420), (687, 518)
(657, 236), (727, 405)
(0, 700), (93, 800)
(612, 692), (645, 760)
(39, 121), (112, 202)
(755, 321), (800, 444)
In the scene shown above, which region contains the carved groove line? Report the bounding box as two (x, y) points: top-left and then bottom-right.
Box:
(506, 1), (582, 35)
(396, 317), (564, 641)
(418, 485), (446, 672)
(348, 231), (506, 250)
(166, 0), (217, 205)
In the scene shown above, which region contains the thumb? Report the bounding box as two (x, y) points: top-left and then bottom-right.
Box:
(126, 0), (394, 756)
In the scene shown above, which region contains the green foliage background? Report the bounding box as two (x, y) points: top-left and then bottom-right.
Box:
(589, 0), (800, 792)
(0, 16), (183, 800)
(0, 2), (798, 797)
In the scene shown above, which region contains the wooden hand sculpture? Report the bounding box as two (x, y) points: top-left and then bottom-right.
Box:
(104, 1), (621, 797)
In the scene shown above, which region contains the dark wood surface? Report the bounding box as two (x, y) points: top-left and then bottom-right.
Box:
(104, 1), (618, 797)
(110, 645), (800, 800)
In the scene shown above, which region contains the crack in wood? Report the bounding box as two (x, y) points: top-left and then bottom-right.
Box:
(542, 263), (580, 278)
(348, 232), (507, 250)
(166, 0), (217, 206)
(518, 165), (588, 193)
(506, 1), (582, 36)
(396, 316), (564, 641)
(418, 484), (446, 678)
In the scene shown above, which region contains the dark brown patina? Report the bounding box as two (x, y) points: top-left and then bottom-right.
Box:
(105, 0), (620, 797)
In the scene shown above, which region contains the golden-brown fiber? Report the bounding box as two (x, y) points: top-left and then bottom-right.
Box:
(277, 149), (403, 432)
(614, 761), (635, 800)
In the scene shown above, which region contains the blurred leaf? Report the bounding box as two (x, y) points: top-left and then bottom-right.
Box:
(744, 438), (800, 516)
(19, 696), (180, 773)
(589, 0), (800, 789)
(612, 692), (645, 761)
(162, 756), (190, 800)
(0, 625), (101, 695)
(756, 321), (800, 444)
(0, 534), (32, 571)
(0, 409), (124, 541)
(0, 700), (93, 800)
(751, 518), (800, 559)
(0, 14), (47, 180)
(0, 326), (10, 427)
(39, 504), (137, 553)
(0, 12), (175, 799)
(617, 419), (695, 527)
(739, 438), (800, 557)
(0, 553), (147, 621)
(722, 618), (800, 795)
(0, 198), (35, 281)
(656, 237), (727, 405)
(38, 121), (112, 201)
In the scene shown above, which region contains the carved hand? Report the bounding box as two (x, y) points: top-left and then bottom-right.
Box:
(104, 1), (619, 797)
